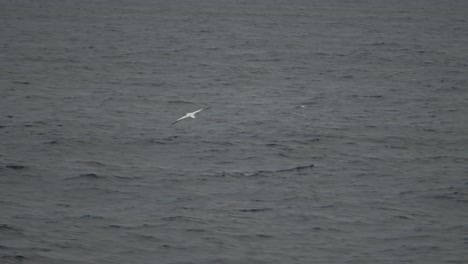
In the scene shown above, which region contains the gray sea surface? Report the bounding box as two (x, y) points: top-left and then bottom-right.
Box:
(1, 0), (467, 263)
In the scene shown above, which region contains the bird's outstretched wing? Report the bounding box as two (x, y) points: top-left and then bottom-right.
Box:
(192, 106), (212, 115)
(171, 115), (188, 125)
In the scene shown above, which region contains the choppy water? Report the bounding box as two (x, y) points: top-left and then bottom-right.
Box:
(1, 0), (467, 263)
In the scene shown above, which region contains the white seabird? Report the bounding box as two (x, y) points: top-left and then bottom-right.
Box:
(171, 106), (212, 125)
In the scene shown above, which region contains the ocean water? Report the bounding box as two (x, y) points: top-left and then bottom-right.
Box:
(1, 0), (467, 263)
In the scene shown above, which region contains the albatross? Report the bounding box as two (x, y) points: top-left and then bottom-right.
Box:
(171, 106), (212, 125)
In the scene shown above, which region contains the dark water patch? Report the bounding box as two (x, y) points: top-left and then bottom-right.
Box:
(0, 244), (12, 250)
(107, 224), (125, 229)
(4, 165), (26, 170)
(75, 161), (107, 167)
(319, 202), (340, 209)
(361, 95), (384, 99)
(206, 258), (271, 264)
(114, 175), (138, 180)
(201, 148), (230, 154)
(186, 228), (206, 233)
(78, 173), (101, 179)
(50, 241), (88, 250)
(143, 138), (170, 145)
(425, 186), (467, 203)
(222, 163), (315, 178)
(12, 81), (30, 85)
(167, 100), (195, 104)
(393, 215), (412, 220)
(0, 224), (23, 234)
(1, 255), (28, 262)
(216, 171), (267, 178)
(74, 214), (110, 222)
(309, 226), (343, 232)
(200, 140), (236, 147)
(107, 224), (147, 230)
(132, 234), (165, 242)
(239, 208), (272, 213)
(264, 142), (289, 148)
(256, 234), (273, 238)
(400, 244), (445, 253)
(0, 200), (27, 207)
(239, 156), (259, 161)
(65, 173), (105, 180)
(281, 195), (318, 202)
(161, 216), (207, 224)
(369, 42), (400, 47)
(129, 81), (166, 87)
(161, 135), (180, 142)
(1, 254), (85, 264)
(276, 152), (294, 158)
(230, 233), (274, 241)
(63, 187), (129, 196)
(431, 193), (468, 203)
(160, 244), (174, 249)
(106, 223), (164, 230)
(276, 163), (315, 173)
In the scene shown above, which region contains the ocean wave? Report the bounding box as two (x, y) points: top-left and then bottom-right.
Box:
(64, 173), (106, 180)
(4, 164), (27, 170)
(222, 163), (315, 177)
(0, 224), (23, 234)
(238, 208), (273, 213)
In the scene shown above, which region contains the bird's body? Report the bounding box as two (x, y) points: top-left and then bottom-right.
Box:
(171, 107), (212, 125)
